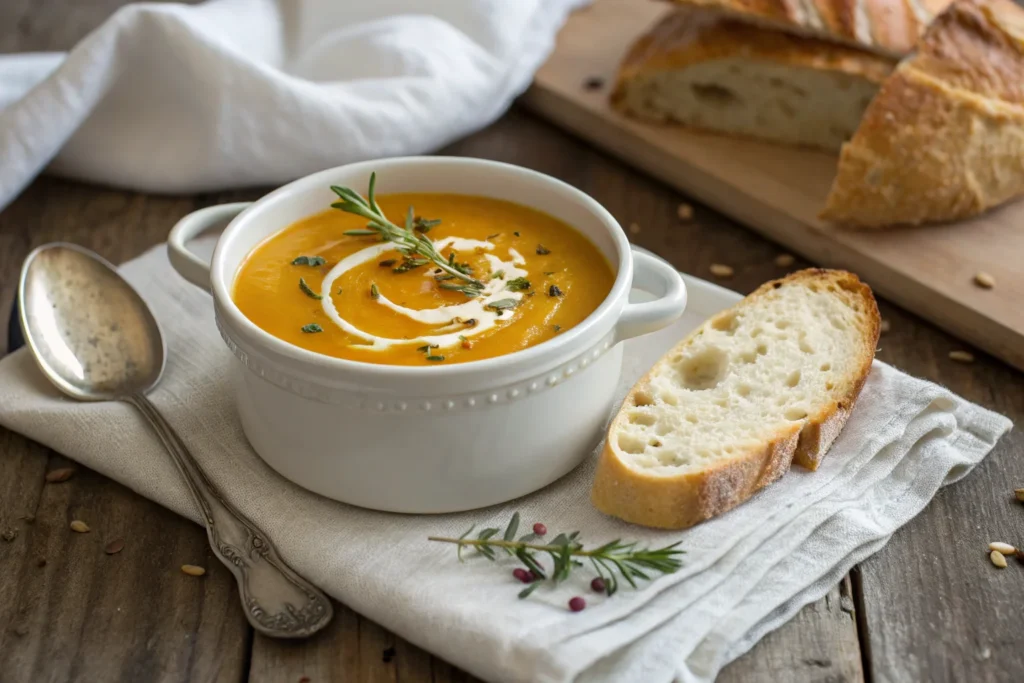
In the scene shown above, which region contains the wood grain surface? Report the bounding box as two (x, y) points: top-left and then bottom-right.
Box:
(1, 2), (1022, 682)
(523, 0), (1024, 373)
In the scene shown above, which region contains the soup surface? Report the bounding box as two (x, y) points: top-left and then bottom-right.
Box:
(233, 193), (615, 365)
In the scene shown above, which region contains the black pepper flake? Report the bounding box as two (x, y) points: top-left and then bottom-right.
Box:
(548, 285), (563, 297)
(382, 646), (396, 663)
(513, 231), (520, 237)
(536, 244), (551, 255)
(379, 259), (397, 267)
(583, 76), (605, 91)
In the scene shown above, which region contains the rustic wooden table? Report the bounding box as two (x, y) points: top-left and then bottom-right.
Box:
(1, 2), (1022, 682)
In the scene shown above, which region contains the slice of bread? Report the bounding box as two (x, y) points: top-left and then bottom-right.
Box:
(611, 8), (895, 152)
(591, 269), (879, 529)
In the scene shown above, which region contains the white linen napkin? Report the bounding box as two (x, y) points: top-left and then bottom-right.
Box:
(0, 244), (1011, 683)
(0, 0), (585, 210)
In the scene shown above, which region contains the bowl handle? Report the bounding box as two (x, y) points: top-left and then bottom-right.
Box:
(168, 203), (251, 289)
(616, 248), (688, 342)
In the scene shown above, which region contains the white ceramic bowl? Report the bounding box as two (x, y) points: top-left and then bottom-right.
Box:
(167, 157), (686, 513)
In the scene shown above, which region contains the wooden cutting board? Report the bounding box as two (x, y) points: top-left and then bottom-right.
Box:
(522, 0), (1024, 372)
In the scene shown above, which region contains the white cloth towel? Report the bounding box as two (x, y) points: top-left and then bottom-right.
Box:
(0, 244), (1011, 683)
(0, 0), (584, 211)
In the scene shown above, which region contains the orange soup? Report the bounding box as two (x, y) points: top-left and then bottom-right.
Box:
(233, 192), (615, 366)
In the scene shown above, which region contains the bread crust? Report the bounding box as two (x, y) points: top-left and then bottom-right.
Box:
(591, 269), (880, 530)
(666, 0), (952, 57)
(821, 0), (1024, 227)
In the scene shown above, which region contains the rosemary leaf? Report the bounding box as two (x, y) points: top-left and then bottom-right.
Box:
(301, 323), (323, 333)
(503, 512), (520, 542)
(343, 229), (378, 237)
(518, 582), (541, 599)
(298, 278), (322, 300)
(426, 355), (446, 362)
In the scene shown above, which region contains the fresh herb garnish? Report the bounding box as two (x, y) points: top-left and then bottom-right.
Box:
(330, 174), (485, 295)
(486, 298), (518, 312)
(439, 281), (485, 297)
(491, 270), (505, 280)
(370, 283), (380, 299)
(426, 355), (445, 362)
(379, 259), (397, 267)
(513, 231), (520, 237)
(428, 512), (684, 599)
(435, 274), (456, 282)
(393, 257), (430, 274)
(416, 344), (439, 353)
(412, 216), (441, 233)
(553, 325), (562, 332)
(544, 271), (556, 276)
(505, 277), (531, 292)
(292, 255), (326, 267)
(549, 285), (563, 297)
(536, 244), (551, 255)
(486, 233), (500, 240)
(301, 323), (323, 333)
(298, 278), (322, 300)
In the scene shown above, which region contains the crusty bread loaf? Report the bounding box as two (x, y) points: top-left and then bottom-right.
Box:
(591, 269), (879, 530)
(822, 0), (1024, 227)
(612, 8), (895, 151)
(666, 0), (953, 57)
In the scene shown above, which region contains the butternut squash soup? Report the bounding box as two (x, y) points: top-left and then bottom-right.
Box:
(233, 183), (615, 366)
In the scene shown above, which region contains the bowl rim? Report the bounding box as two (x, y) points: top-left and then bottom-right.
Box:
(209, 156), (633, 380)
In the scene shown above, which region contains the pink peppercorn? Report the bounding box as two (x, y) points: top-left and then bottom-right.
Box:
(568, 596), (586, 612)
(533, 523), (547, 536)
(526, 570), (539, 582)
(513, 568), (531, 583)
(591, 577), (606, 593)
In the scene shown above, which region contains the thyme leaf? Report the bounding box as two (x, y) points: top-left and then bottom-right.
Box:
(298, 278), (322, 300)
(505, 277), (531, 292)
(292, 255), (326, 266)
(301, 323), (323, 333)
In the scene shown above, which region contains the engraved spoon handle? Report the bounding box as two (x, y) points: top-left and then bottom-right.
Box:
(126, 392), (333, 638)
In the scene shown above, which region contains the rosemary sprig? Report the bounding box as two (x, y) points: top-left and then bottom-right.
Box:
(429, 513), (683, 598)
(330, 174), (484, 294)
(292, 255), (326, 266)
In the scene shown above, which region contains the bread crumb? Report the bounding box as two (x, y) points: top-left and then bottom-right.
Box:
(677, 203), (693, 221)
(948, 350), (974, 363)
(774, 254), (795, 268)
(629, 222), (641, 235)
(710, 264), (734, 279)
(973, 271), (995, 289)
(879, 319), (890, 334)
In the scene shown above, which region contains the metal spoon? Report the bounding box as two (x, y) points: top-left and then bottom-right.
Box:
(18, 243), (333, 639)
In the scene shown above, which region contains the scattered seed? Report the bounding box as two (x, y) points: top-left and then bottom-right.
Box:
(677, 203), (693, 221)
(69, 520), (90, 533)
(590, 577), (607, 593)
(1, 529), (17, 543)
(181, 564), (206, 577)
(710, 264), (734, 279)
(533, 523), (547, 536)
(628, 222), (641, 235)
(549, 285), (564, 297)
(568, 596), (587, 612)
(583, 76), (605, 91)
(1015, 488), (1024, 502)
(990, 550), (1008, 568)
(105, 538), (125, 555)
(880, 319), (891, 334)
(370, 283), (380, 299)
(378, 259), (396, 268)
(973, 271), (996, 289)
(989, 541), (1017, 555)
(774, 254), (795, 268)
(45, 467), (75, 483)
(949, 350), (975, 363)
(536, 244), (551, 255)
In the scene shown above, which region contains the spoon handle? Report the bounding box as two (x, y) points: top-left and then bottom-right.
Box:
(126, 393), (333, 638)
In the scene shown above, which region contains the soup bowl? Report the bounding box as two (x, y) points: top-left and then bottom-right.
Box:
(167, 157), (686, 513)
